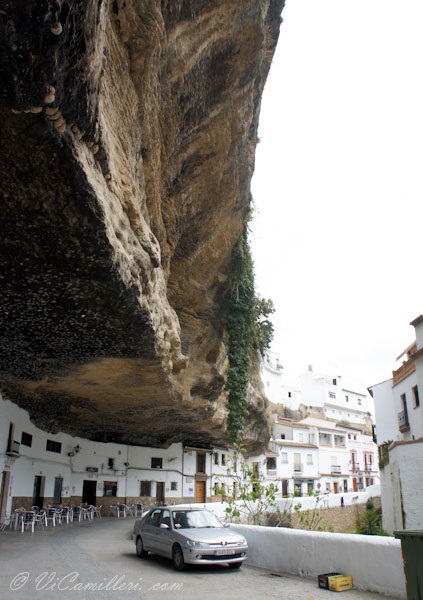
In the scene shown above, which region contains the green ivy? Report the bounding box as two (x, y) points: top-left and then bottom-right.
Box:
(226, 225), (274, 443)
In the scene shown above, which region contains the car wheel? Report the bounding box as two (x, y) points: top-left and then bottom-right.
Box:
(228, 561), (242, 569)
(136, 536), (148, 558)
(172, 545), (186, 571)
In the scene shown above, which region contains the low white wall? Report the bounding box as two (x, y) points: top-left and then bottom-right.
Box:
(231, 524), (406, 599)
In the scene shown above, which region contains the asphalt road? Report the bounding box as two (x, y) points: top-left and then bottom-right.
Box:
(0, 517), (394, 600)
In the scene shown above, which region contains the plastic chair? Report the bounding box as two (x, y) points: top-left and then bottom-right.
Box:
(34, 510), (46, 528)
(60, 507), (71, 524)
(0, 512), (12, 531)
(21, 511), (35, 533)
(45, 508), (58, 526)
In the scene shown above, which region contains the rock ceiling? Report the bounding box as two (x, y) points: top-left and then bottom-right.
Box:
(0, 0), (285, 453)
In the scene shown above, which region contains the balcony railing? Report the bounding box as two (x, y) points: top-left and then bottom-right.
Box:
(266, 469), (278, 478)
(6, 440), (20, 456)
(398, 410), (410, 433)
(293, 464), (303, 473)
(331, 465), (342, 474)
(351, 462), (360, 471)
(393, 359), (416, 386)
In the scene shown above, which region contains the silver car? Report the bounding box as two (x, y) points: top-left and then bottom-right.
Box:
(133, 506), (248, 570)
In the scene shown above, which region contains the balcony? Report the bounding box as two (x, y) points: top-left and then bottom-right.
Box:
(6, 440), (20, 457)
(393, 358), (416, 386)
(398, 410), (410, 433)
(266, 468), (278, 478)
(351, 462), (360, 471)
(293, 463), (303, 473)
(331, 465), (342, 474)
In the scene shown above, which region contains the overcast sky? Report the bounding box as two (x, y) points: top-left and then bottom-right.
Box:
(251, 0), (423, 390)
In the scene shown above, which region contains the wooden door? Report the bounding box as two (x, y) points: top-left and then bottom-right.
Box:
(0, 471), (9, 521)
(156, 482), (165, 504)
(195, 480), (206, 503)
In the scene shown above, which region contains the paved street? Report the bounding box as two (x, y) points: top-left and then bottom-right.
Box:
(0, 517), (398, 600)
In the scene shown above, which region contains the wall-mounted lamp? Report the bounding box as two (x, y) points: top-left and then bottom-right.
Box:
(68, 444), (81, 457)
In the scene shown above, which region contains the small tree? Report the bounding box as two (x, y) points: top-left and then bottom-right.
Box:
(217, 444), (279, 525)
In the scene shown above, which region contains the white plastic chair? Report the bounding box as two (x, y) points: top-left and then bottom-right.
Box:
(0, 512), (12, 531)
(21, 511), (35, 533)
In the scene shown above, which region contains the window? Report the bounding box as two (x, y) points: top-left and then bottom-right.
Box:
(140, 481), (152, 496)
(214, 452), (219, 465)
(298, 433), (304, 442)
(293, 453), (301, 472)
(413, 385), (420, 408)
(196, 453), (206, 473)
(345, 395), (349, 402)
(281, 452), (288, 463)
(329, 392), (336, 399)
(104, 481), (118, 496)
(221, 453), (226, 466)
(280, 434), (286, 439)
(319, 432), (332, 446)
(266, 457), (277, 470)
(108, 458), (114, 469)
(307, 454), (313, 465)
(21, 432), (32, 447)
(358, 398), (362, 405)
(151, 457), (163, 469)
(288, 391), (292, 398)
(170, 481), (178, 491)
(146, 509), (162, 527)
(46, 439), (62, 453)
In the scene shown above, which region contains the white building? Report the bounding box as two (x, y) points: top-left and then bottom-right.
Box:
(0, 393), (236, 519)
(300, 368), (373, 429)
(260, 351), (301, 409)
(247, 415), (379, 498)
(261, 356), (374, 432)
(369, 315), (423, 533)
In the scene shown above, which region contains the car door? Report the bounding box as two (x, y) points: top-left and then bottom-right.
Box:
(142, 509), (163, 552)
(154, 509), (172, 557)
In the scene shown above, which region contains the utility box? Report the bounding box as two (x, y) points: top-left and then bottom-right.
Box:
(318, 573), (353, 592)
(394, 529), (423, 600)
(328, 575), (353, 592)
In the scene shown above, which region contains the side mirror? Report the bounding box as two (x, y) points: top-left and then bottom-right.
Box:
(160, 523), (169, 529)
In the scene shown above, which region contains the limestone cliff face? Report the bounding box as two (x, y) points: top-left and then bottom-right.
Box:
(0, 0), (284, 453)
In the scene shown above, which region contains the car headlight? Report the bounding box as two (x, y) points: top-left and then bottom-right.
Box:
(185, 539), (209, 548)
(236, 538), (247, 546)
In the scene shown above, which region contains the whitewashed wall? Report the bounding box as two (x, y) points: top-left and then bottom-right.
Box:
(231, 524), (406, 599)
(382, 440), (423, 533)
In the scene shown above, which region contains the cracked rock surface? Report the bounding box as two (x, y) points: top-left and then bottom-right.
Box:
(0, 0), (284, 453)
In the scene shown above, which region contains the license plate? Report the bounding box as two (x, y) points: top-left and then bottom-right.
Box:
(214, 549), (235, 556)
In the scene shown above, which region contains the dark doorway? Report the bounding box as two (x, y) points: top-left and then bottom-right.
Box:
(32, 475), (45, 508)
(82, 480), (97, 506)
(156, 482), (165, 504)
(53, 477), (63, 505)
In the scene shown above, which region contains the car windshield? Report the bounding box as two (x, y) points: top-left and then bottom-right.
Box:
(172, 510), (223, 529)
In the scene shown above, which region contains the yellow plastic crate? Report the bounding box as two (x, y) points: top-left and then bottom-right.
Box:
(328, 574), (353, 592)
